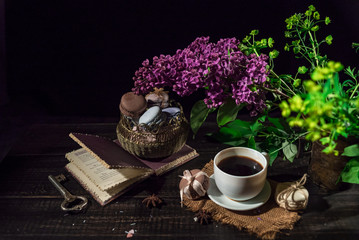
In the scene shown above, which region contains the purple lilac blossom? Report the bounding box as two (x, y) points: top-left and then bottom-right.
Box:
(132, 37), (269, 115)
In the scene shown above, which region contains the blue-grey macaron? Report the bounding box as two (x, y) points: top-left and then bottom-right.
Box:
(139, 106), (161, 125)
(162, 107), (181, 119)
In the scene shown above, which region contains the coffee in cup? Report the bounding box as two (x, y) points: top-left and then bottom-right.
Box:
(214, 147), (268, 201)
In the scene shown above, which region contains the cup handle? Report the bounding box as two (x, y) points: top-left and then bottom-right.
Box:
(261, 152), (270, 165)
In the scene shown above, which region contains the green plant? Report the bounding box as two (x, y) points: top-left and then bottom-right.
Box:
(280, 62), (359, 151)
(203, 5), (359, 185)
(340, 144), (359, 184)
(273, 6), (359, 184)
(202, 6), (333, 163)
(279, 61), (359, 183)
(208, 114), (308, 165)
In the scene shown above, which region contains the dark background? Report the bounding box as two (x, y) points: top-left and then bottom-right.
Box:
(0, 0), (359, 160)
(2, 0), (359, 117)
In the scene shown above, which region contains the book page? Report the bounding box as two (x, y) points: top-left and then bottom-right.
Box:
(66, 162), (148, 206)
(66, 149), (153, 191)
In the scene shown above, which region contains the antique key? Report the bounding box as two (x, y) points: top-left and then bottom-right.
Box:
(48, 174), (88, 212)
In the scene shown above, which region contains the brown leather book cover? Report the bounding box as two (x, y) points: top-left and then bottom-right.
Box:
(70, 133), (149, 169)
(69, 132), (199, 175)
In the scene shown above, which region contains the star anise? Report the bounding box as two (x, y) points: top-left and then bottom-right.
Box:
(194, 209), (211, 225)
(142, 194), (163, 208)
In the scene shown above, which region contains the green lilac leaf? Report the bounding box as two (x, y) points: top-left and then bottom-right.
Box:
(190, 100), (212, 136)
(268, 117), (285, 130)
(268, 147), (279, 166)
(342, 144), (359, 157)
(209, 122), (247, 142)
(223, 140), (247, 147)
(218, 126), (243, 139)
(208, 125), (247, 147)
(226, 119), (252, 137)
(217, 99), (244, 126)
(282, 141), (297, 162)
(211, 118), (259, 148)
(269, 152), (279, 166)
(266, 126), (288, 137)
(250, 119), (263, 134)
(339, 131), (348, 139)
(207, 130), (246, 147)
(248, 136), (256, 149)
(339, 157), (359, 184)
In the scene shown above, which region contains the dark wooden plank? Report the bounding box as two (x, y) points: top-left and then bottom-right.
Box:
(0, 198), (258, 240)
(1, 122), (359, 239)
(1, 153), (359, 239)
(1, 184), (358, 240)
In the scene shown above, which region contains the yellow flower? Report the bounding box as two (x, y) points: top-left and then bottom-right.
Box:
(322, 102), (334, 116)
(306, 131), (321, 142)
(305, 118), (318, 130)
(304, 80), (322, 92)
(321, 123), (332, 130)
(289, 118), (304, 127)
(355, 98), (359, 108)
(310, 105), (323, 116)
(288, 95), (303, 112)
(333, 150), (339, 156)
(327, 61), (343, 72)
(279, 101), (291, 117)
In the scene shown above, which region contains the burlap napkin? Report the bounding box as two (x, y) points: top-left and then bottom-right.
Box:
(182, 160), (301, 240)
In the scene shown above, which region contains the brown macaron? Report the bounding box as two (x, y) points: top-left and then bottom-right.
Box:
(119, 92), (147, 118)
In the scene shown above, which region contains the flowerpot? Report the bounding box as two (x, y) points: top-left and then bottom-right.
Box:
(308, 140), (350, 190)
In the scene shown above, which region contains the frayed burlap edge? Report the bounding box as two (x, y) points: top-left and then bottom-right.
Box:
(183, 160), (301, 240)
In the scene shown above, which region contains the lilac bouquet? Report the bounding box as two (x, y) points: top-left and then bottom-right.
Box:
(132, 36), (270, 133)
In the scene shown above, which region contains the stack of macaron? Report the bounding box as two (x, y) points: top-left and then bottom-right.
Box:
(119, 88), (181, 129)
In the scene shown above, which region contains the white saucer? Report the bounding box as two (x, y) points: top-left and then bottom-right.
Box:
(207, 174), (271, 211)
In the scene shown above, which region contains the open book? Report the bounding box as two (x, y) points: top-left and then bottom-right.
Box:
(65, 133), (199, 206)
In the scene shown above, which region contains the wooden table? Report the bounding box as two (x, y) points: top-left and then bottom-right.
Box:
(1, 122), (358, 239)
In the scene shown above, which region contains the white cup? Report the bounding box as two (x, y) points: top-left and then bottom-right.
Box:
(213, 147), (269, 201)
